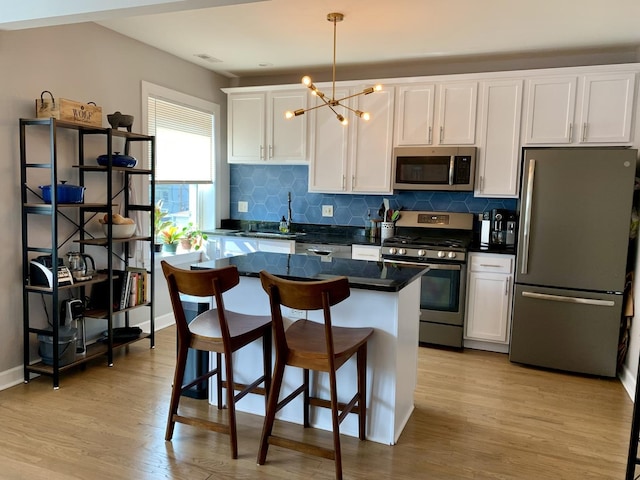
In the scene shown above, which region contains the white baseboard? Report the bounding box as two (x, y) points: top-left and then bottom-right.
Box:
(0, 365), (27, 392)
(619, 363), (636, 401)
(0, 316), (176, 393)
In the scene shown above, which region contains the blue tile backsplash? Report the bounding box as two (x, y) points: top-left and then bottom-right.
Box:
(230, 164), (517, 226)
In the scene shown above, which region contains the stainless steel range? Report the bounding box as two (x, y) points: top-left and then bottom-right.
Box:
(380, 211), (473, 348)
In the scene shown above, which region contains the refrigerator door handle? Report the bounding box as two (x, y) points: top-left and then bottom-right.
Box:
(522, 291), (615, 307)
(520, 158), (536, 274)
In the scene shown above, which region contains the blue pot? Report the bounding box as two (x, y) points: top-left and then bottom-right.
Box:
(39, 182), (85, 204)
(96, 152), (138, 168)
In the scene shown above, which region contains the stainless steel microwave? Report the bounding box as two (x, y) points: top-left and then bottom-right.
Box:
(392, 146), (476, 191)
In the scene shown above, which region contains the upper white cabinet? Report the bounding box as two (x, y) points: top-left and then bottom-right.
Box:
(394, 81), (477, 146)
(523, 76), (577, 144)
(394, 84), (435, 145)
(579, 73), (635, 143)
(227, 89), (308, 163)
(475, 79), (523, 198)
(523, 72), (636, 145)
(309, 86), (394, 194)
(437, 82), (478, 145)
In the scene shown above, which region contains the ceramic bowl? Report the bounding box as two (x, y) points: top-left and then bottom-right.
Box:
(102, 223), (136, 238)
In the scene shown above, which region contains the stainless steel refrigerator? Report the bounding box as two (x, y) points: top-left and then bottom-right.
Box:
(510, 147), (637, 377)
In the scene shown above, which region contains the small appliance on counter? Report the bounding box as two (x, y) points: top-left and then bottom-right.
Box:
(480, 209), (517, 248)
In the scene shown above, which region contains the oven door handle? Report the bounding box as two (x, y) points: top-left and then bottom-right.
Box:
(383, 259), (461, 271)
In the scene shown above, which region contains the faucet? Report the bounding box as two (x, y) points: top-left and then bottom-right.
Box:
(287, 192), (292, 230)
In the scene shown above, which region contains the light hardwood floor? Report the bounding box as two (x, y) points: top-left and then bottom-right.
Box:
(0, 326), (634, 480)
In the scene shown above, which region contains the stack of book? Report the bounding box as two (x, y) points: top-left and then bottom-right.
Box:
(119, 267), (149, 310)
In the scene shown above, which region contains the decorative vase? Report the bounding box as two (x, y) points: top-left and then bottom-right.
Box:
(162, 242), (178, 253)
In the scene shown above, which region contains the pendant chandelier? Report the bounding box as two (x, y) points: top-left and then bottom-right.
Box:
(285, 12), (382, 125)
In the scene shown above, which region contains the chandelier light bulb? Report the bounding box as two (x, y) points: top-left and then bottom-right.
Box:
(285, 111), (294, 119)
(302, 76), (312, 86)
(361, 112), (371, 121)
(374, 84), (382, 91)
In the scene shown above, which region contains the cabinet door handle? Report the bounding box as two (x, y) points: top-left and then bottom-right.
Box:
(269, 144), (273, 159)
(479, 175), (484, 192)
(428, 126), (432, 143)
(479, 263), (502, 268)
(260, 145), (265, 160)
(352, 175), (355, 189)
(582, 123), (587, 142)
(439, 125), (444, 142)
(342, 175), (346, 190)
(568, 123), (573, 142)
(505, 276), (511, 296)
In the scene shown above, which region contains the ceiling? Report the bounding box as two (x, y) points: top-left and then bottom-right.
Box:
(3, 0), (640, 79)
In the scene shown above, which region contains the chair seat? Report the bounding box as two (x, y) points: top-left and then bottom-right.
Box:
(286, 319), (374, 372)
(190, 309), (272, 352)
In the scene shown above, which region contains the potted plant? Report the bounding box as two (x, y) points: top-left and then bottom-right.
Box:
(154, 200), (172, 252)
(179, 222), (208, 251)
(159, 225), (185, 253)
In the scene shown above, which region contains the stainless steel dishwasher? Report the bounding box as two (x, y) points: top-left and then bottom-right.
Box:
(295, 242), (352, 259)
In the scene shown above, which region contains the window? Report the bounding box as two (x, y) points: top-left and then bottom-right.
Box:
(142, 81), (222, 232)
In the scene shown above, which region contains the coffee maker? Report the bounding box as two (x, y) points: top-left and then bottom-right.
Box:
(489, 208), (517, 247)
(480, 209), (517, 247)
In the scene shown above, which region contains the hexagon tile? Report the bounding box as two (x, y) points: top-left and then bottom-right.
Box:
(229, 165), (517, 226)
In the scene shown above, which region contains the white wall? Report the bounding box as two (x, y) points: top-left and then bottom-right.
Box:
(0, 22), (229, 390)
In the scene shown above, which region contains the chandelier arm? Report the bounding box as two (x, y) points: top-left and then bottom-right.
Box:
(334, 90), (370, 103)
(339, 103), (360, 114)
(299, 101), (333, 114)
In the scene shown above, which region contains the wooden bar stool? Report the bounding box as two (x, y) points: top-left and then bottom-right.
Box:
(161, 261), (272, 459)
(258, 270), (374, 480)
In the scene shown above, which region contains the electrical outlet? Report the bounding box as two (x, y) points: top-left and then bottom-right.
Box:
(322, 205), (333, 217)
(238, 201), (248, 213)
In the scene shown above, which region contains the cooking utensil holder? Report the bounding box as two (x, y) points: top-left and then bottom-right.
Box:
(381, 221), (395, 241)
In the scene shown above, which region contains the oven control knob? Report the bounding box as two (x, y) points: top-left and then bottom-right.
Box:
(437, 251), (446, 258)
(398, 248), (407, 255)
(447, 251), (457, 259)
(417, 249), (426, 257)
(388, 247), (397, 255)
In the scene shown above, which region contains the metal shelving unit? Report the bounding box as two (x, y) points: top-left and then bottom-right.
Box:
(20, 118), (156, 388)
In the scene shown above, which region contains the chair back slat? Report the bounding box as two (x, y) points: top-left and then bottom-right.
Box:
(259, 272), (350, 311)
(161, 261), (237, 342)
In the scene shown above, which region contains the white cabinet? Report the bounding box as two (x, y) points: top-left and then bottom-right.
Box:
(394, 81), (477, 146)
(394, 84), (435, 145)
(437, 81), (478, 145)
(309, 86), (394, 194)
(475, 79), (523, 198)
(523, 72), (635, 145)
(578, 73), (635, 143)
(227, 89), (308, 163)
(352, 244), (381, 261)
(215, 235), (295, 257)
(464, 253), (514, 353)
(256, 238), (295, 254)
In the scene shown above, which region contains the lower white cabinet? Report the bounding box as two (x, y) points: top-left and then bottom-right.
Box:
(464, 252), (515, 352)
(214, 236), (295, 257)
(352, 244), (381, 261)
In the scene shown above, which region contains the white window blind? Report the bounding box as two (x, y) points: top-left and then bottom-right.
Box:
(147, 97), (214, 183)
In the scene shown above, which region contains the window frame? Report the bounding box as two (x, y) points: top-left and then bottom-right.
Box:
(141, 81), (225, 231)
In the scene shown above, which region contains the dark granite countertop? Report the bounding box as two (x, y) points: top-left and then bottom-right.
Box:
(468, 242), (517, 255)
(206, 222), (381, 246)
(192, 252), (424, 292)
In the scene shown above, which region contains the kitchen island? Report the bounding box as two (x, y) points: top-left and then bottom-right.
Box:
(192, 252), (425, 445)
